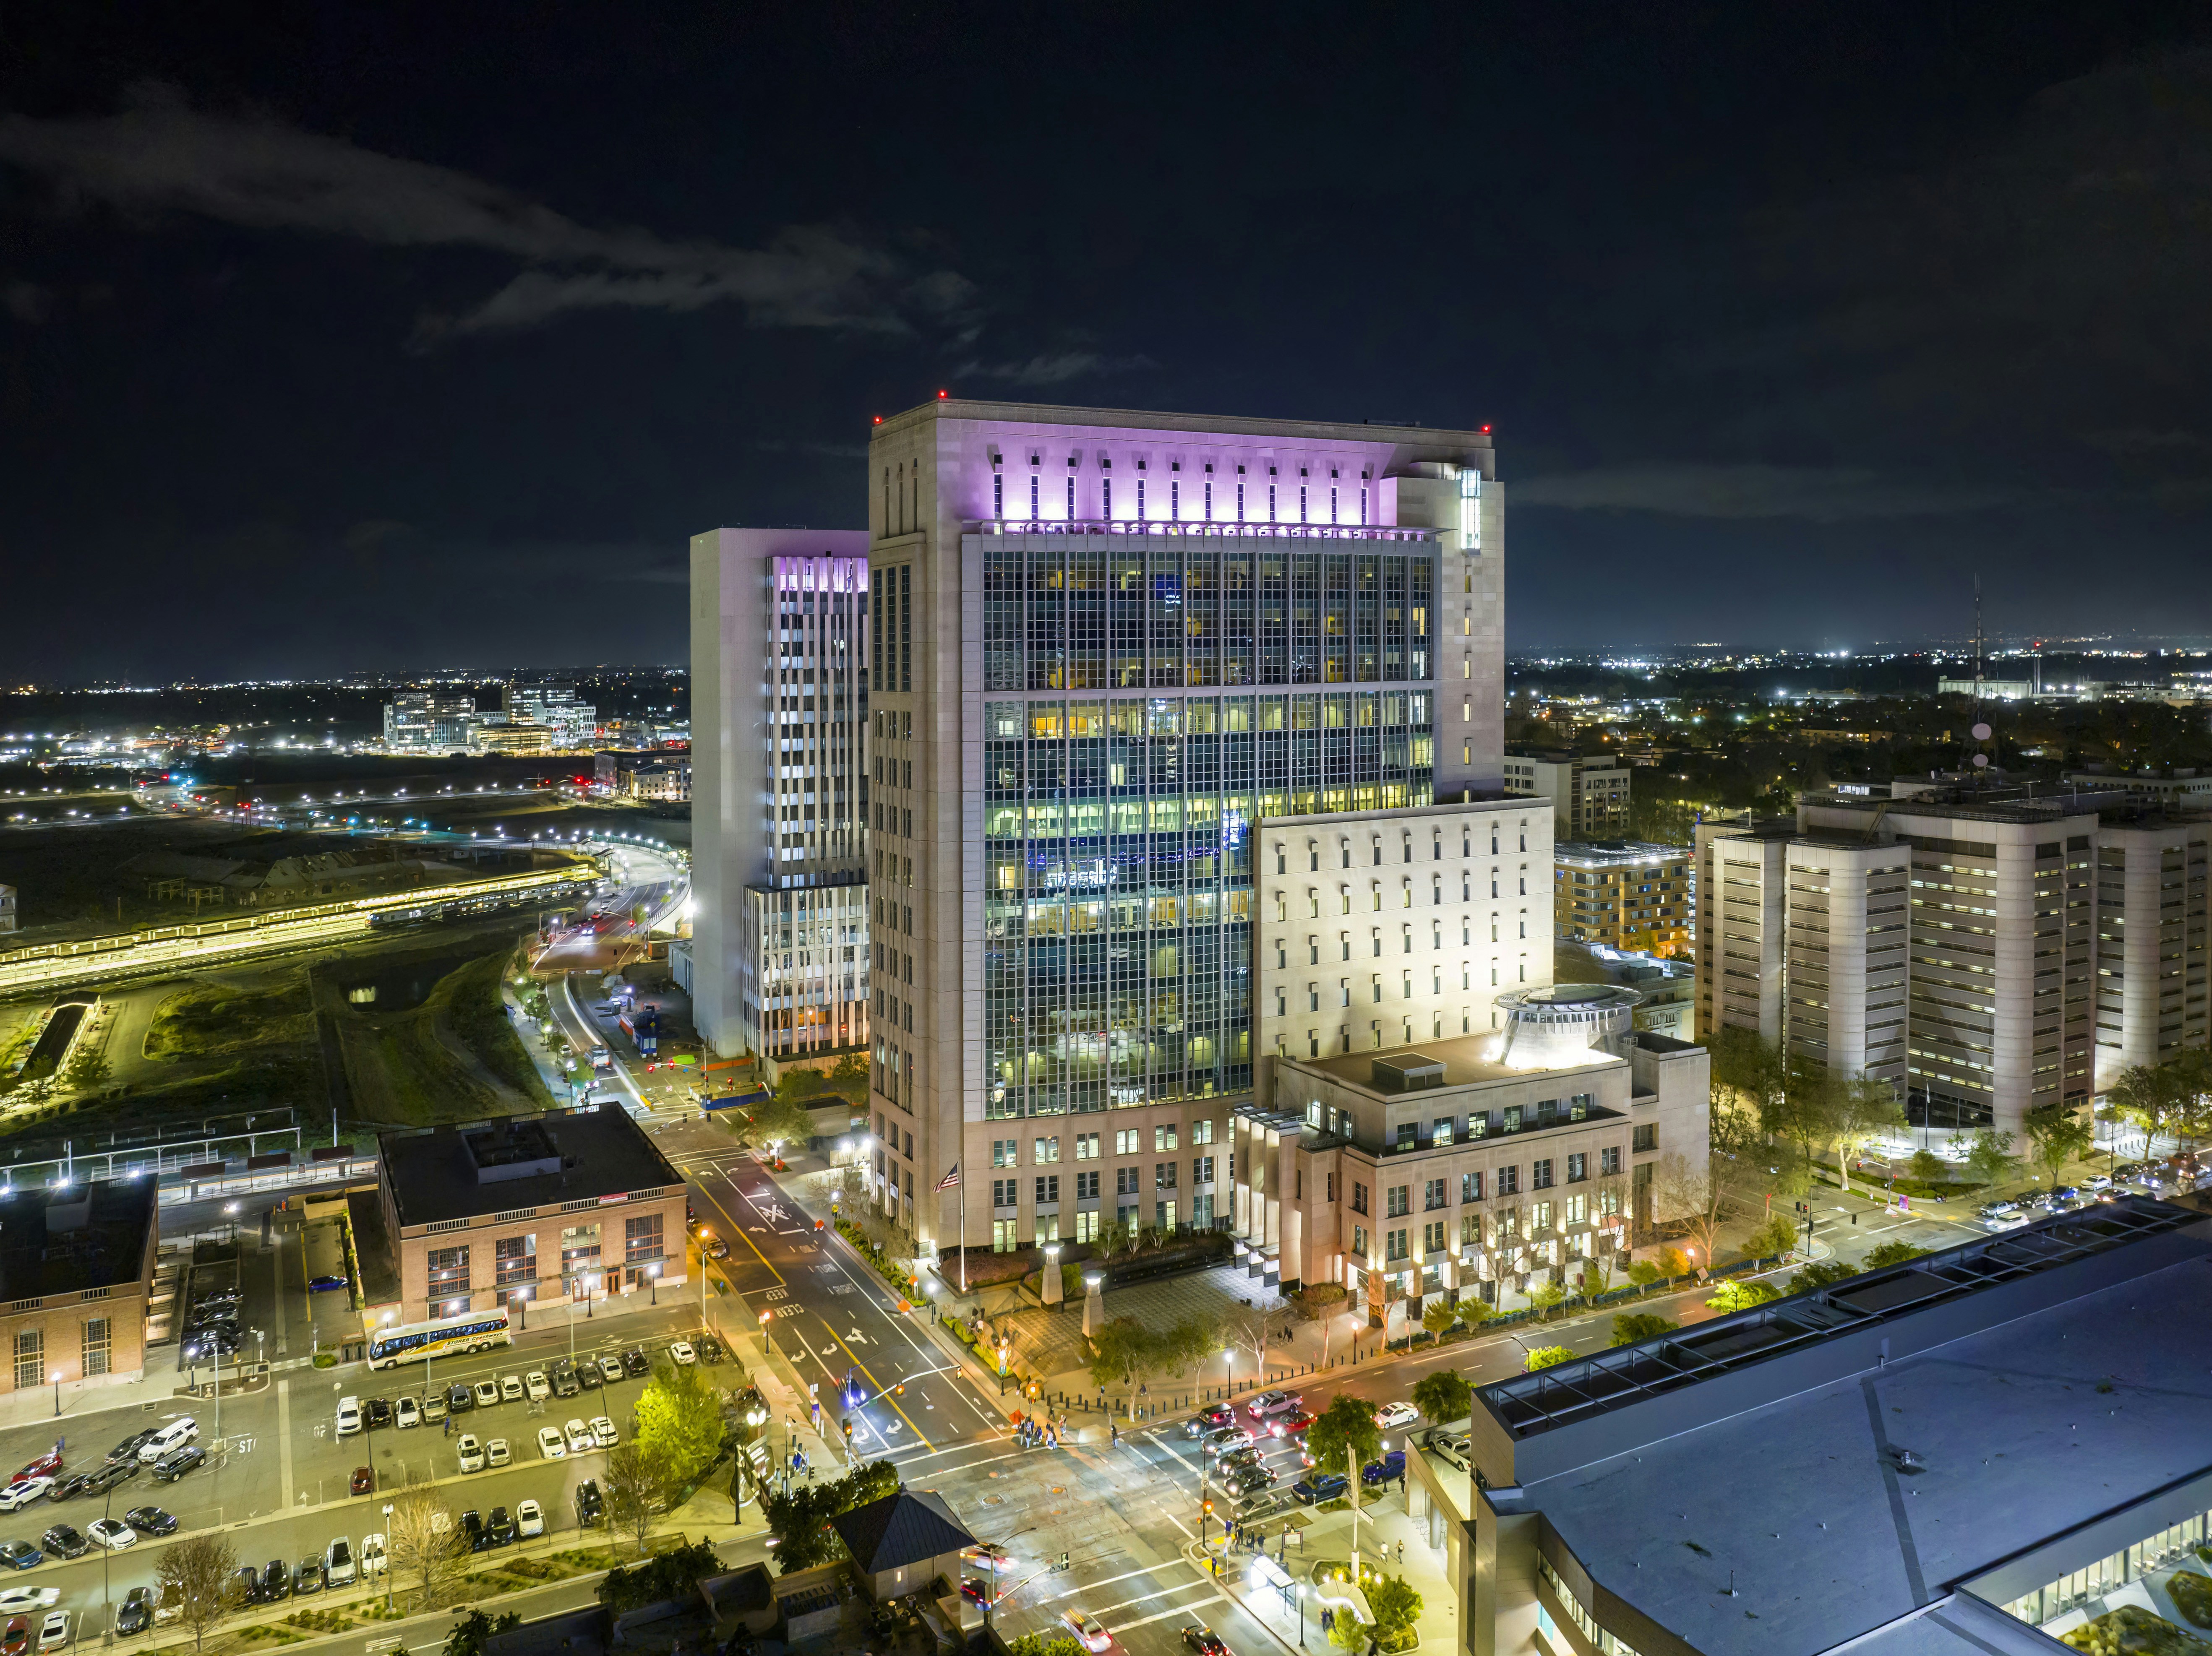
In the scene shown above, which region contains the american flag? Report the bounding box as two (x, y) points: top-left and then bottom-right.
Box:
(936, 1163), (961, 1192)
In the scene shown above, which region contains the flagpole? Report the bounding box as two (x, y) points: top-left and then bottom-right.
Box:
(960, 1178), (968, 1295)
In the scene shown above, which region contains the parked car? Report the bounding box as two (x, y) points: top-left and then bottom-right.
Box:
(359, 1535), (386, 1579)
(1362, 1450), (1407, 1486)
(456, 1436), (484, 1474)
(563, 1419), (594, 1455)
(597, 1356), (624, 1385)
(590, 1417), (618, 1449)
(471, 1380), (500, 1410)
(2, 1616), (27, 1656)
(485, 1439), (511, 1469)
(84, 1521), (134, 1552)
(460, 1511), (487, 1553)
(620, 1348), (650, 1377)
(498, 1375), (524, 1404)
(423, 1393), (449, 1424)
(35, 1611), (67, 1652)
(395, 1397), (421, 1430)
(349, 1467), (373, 1497)
(1247, 1390), (1301, 1419)
(335, 1398), (362, 1437)
(136, 1421), (198, 1466)
(6, 1459), (56, 1489)
(536, 1428), (566, 1461)
(324, 1539), (355, 1588)
(515, 1500), (544, 1539)
(57, 1463), (135, 1502)
(697, 1333), (727, 1363)
(524, 1372), (550, 1403)
(1292, 1471), (1349, 1504)
(364, 1399), (393, 1430)
(704, 1237), (731, 1261)
(115, 1591), (154, 1636)
(150, 1448), (205, 1484)
(121, 1508), (175, 1537)
(106, 1432), (157, 1466)
(0, 1547), (41, 1574)
(574, 1481), (603, 1527)
(483, 1508), (517, 1547)
(291, 1560), (323, 1596)
(667, 1341), (697, 1367)
(258, 1562), (288, 1603)
(445, 1383), (474, 1415)
(0, 1486), (52, 1517)
(550, 1359), (581, 1397)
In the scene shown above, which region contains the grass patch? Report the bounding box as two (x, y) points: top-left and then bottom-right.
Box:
(235, 1627), (308, 1645)
(442, 952), (553, 1107)
(336, 944), (550, 1125)
(146, 976), (315, 1059)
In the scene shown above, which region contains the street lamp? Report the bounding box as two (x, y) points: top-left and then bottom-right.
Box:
(48, 1370), (58, 1417)
(381, 1503), (394, 1610)
(648, 1262), (660, 1306)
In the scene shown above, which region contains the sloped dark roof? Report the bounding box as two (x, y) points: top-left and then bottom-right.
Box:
(830, 1489), (973, 1574)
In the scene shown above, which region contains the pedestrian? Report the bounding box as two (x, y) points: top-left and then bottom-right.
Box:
(1397, 1541), (1405, 1564)
(1110, 1423), (1119, 1448)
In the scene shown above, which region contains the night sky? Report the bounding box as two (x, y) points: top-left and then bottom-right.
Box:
(5, 3), (2212, 681)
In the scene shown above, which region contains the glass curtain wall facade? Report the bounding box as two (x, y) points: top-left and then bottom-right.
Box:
(978, 532), (1437, 1120)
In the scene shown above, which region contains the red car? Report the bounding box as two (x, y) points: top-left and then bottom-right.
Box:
(3, 1617), (29, 1656)
(960, 1579), (993, 1606)
(350, 1467), (374, 1496)
(1270, 1409), (1315, 1439)
(12, 1450), (60, 1484)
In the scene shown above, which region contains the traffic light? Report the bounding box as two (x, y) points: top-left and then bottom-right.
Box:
(1059, 1552), (1070, 1572)
(841, 1416), (853, 1439)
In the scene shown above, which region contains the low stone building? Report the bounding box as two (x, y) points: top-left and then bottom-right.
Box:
(0, 1178), (159, 1394)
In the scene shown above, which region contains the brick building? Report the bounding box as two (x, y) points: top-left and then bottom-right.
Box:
(0, 1178), (158, 1393)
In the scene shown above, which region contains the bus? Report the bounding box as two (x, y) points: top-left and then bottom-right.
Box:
(367, 1307), (513, 1370)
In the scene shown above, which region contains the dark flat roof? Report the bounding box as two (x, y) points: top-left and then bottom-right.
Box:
(0, 1177), (157, 1301)
(380, 1108), (680, 1229)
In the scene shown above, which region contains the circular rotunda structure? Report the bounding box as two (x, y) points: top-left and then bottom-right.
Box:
(1493, 982), (1643, 1069)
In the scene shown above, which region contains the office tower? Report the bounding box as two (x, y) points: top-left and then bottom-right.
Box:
(1503, 749), (1632, 840)
(1553, 840), (1694, 955)
(501, 685), (596, 750)
(1698, 792), (2101, 1133)
(689, 529), (871, 1066)
(382, 691), (477, 753)
(2092, 814), (2212, 1086)
(865, 398), (1504, 1259)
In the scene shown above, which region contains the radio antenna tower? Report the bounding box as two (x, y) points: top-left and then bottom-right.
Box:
(1968, 575), (1992, 792)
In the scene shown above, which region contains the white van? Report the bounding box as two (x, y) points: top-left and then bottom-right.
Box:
(136, 1419), (197, 1464)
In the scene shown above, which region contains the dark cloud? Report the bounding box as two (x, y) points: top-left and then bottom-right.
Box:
(1, 280), (51, 323)
(1512, 464), (2027, 521)
(0, 83), (972, 343)
(950, 352), (1162, 387)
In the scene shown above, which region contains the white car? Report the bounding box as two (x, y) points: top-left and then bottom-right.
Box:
(1247, 1390), (1302, 1418)
(0, 1591), (59, 1616)
(395, 1397), (420, 1430)
(515, 1500), (544, 1539)
(485, 1438), (511, 1469)
(668, 1341), (697, 1367)
(1374, 1402), (1419, 1430)
(524, 1372), (550, 1403)
(456, 1435), (484, 1474)
(1063, 1609), (1111, 1653)
(590, 1416), (618, 1448)
(335, 1397), (362, 1437)
(0, 1479), (53, 1513)
(359, 1534), (387, 1579)
(472, 1380), (500, 1409)
(563, 1419), (595, 1455)
(1202, 1427), (1255, 1458)
(1987, 1210), (2031, 1232)
(37, 1610), (68, 1651)
(536, 1427), (566, 1460)
(498, 1375), (524, 1404)
(597, 1356), (623, 1385)
(86, 1520), (136, 1551)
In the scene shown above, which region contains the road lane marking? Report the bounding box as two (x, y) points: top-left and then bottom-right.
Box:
(1117, 1593), (1227, 1633)
(1049, 1562), (1203, 1601)
(1079, 1577), (1218, 1619)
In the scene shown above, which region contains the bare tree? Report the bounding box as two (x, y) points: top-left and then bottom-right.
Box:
(1828, 1075), (1908, 1194)
(154, 1533), (242, 1655)
(1223, 1303), (1274, 1385)
(603, 1443), (672, 1559)
(1654, 1152), (1728, 1272)
(385, 1484), (468, 1610)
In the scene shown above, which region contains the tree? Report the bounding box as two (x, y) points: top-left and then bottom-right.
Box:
(761, 1459), (898, 1574)
(1959, 1128), (2018, 1188)
(1087, 1314), (1221, 1417)
(1367, 1574), (1424, 1638)
(154, 1532), (242, 1654)
(1327, 1609), (1371, 1653)
(1745, 1213), (1796, 1260)
(7, 1074), (56, 1110)
(636, 1360), (727, 1483)
(2024, 1103), (2096, 1191)
(599, 1542), (722, 1613)
(1305, 1393), (1382, 1486)
(602, 1444), (676, 1558)
(1006, 1637), (1088, 1656)
(1524, 1345), (1575, 1371)
(444, 1610), (523, 1656)
(1653, 1153), (1727, 1272)
(1224, 1304), (1274, 1383)
(1411, 1369), (1472, 1428)
(727, 1092), (819, 1158)
(1420, 1299), (1461, 1339)
(1705, 1278), (1781, 1312)
(60, 1051), (111, 1094)
(1610, 1312), (1678, 1347)
(1862, 1241), (1930, 1270)
(1787, 1258), (1858, 1294)
(1525, 1279), (1567, 1312)
(2107, 1062), (2186, 1156)
(1708, 1026), (1788, 1125)
(383, 1486), (467, 1611)
(1829, 1076), (1908, 1194)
